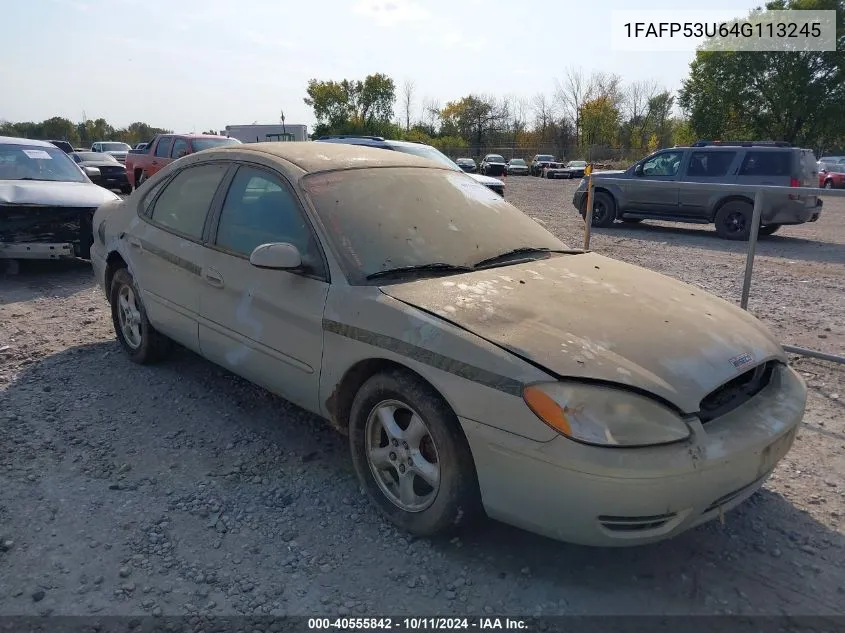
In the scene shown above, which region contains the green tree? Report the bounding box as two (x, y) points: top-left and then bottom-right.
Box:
(679, 0), (845, 145)
(304, 73), (397, 137)
(440, 95), (506, 149)
(579, 96), (620, 147)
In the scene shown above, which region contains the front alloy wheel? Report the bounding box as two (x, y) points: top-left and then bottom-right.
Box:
(349, 370), (481, 536)
(366, 400), (440, 512)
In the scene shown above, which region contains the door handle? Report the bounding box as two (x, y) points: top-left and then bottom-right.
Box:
(203, 268), (224, 288)
(127, 237), (142, 249)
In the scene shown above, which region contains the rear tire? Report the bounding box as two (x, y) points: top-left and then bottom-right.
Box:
(349, 369), (482, 537)
(714, 201), (753, 240)
(110, 268), (171, 364)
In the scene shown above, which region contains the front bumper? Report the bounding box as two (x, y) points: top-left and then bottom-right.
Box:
(462, 363), (806, 546)
(572, 190), (587, 210)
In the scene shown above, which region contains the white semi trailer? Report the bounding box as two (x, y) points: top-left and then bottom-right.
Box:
(224, 124), (308, 143)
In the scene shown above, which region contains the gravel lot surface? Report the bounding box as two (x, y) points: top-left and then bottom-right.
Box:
(0, 177), (843, 618)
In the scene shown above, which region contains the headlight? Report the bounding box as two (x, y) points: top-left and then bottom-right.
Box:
(522, 382), (690, 447)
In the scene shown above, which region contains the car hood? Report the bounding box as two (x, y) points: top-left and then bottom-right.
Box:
(379, 253), (786, 413)
(468, 173), (504, 186)
(0, 180), (120, 206)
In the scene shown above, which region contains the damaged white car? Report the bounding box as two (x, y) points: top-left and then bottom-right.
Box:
(90, 142), (806, 547)
(1, 136), (121, 264)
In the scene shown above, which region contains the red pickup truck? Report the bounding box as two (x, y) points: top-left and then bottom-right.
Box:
(125, 134), (241, 188)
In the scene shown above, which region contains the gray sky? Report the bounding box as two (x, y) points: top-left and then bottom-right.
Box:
(0, 0), (763, 132)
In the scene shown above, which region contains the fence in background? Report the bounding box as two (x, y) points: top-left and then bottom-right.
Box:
(580, 177), (845, 365)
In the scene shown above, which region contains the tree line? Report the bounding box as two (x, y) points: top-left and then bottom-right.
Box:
(0, 117), (172, 148)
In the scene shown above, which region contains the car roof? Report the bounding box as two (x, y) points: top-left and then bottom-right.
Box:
(0, 136), (56, 147)
(201, 141), (450, 176)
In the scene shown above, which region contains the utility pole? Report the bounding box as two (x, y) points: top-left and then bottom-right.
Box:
(280, 109), (286, 136)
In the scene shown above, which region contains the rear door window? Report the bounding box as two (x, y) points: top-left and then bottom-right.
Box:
(149, 163), (229, 240)
(687, 151), (737, 177)
(738, 151), (791, 177)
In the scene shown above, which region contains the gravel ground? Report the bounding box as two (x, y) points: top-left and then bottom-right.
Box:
(0, 177), (843, 618)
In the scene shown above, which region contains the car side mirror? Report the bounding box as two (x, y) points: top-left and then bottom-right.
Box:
(249, 242), (302, 270)
(634, 164), (644, 176)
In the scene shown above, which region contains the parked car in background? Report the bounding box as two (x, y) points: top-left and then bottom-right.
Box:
(91, 141), (133, 164)
(818, 155), (845, 165)
(134, 142), (148, 151)
(0, 136), (120, 265)
(506, 158), (529, 175)
(125, 134), (241, 189)
(562, 160), (588, 179)
(543, 160), (587, 179)
(530, 154), (558, 176)
(479, 154), (507, 176)
(819, 161), (845, 189)
(71, 151), (131, 194)
(90, 141), (806, 547)
(315, 136), (505, 196)
(455, 157), (477, 173)
(48, 140), (74, 154)
(573, 140), (822, 240)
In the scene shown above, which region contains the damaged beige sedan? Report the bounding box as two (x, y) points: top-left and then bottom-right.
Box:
(90, 142), (807, 546)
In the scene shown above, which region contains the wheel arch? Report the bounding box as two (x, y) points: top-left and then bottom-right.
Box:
(105, 250), (128, 296)
(325, 357), (464, 439)
(709, 195), (754, 222)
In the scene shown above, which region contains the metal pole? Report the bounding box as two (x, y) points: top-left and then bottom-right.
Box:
(583, 172), (594, 251)
(740, 190), (764, 310)
(781, 345), (845, 365)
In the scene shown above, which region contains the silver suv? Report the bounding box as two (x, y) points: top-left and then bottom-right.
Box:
(573, 141), (823, 240)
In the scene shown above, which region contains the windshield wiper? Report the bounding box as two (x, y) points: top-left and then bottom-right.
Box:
(366, 263), (473, 280)
(473, 247), (581, 269)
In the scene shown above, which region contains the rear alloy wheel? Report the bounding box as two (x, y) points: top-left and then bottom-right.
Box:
(824, 179), (833, 189)
(110, 268), (171, 364)
(714, 201), (753, 240)
(349, 370), (481, 537)
(581, 191), (616, 228)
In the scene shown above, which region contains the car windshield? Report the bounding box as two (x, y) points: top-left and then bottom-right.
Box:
(191, 138), (242, 151)
(457, 158), (474, 164)
(74, 152), (118, 162)
(388, 143), (461, 171)
(510, 159), (527, 165)
(100, 142), (131, 152)
(568, 161), (587, 168)
(0, 143), (87, 183)
(536, 155), (554, 161)
(487, 155), (505, 163)
(302, 167), (568, 284)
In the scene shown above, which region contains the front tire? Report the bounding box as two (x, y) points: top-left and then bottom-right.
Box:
(110, 268), (171, 364)
(581, 191), (616, 228)
(349, 369), (481, 537)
